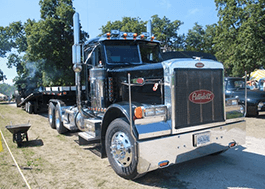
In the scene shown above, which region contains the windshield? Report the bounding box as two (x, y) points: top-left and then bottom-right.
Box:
(226, 80), (246, 90)
(105, 42), (140, 64)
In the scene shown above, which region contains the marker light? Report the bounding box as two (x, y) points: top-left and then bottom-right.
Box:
(158, 160), (169, 167)
(151, 36), (155, 41)
(134, 107), (143, 119)
(106, 32), (111, 39)
(122, 33), (127, 39)
(229, 141), (237, 148)
(133, 33), (137, 40)
(140, 34), (145, 39)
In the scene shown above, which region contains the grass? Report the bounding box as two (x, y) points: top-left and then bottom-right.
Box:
(0, 103), (40, 188)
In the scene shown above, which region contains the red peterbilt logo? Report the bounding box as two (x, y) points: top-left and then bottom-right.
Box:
(195, 62), (204, 68)
(189, 90), (214, 104)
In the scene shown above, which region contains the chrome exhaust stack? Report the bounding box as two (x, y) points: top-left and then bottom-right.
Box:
(147, 20), (152, 36)
(72, 12), (90, 119)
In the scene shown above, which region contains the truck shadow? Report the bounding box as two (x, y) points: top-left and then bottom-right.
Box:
(135, 145), (265, 189)
(19, 139), (44, 148)
(256, 114), (265, 119)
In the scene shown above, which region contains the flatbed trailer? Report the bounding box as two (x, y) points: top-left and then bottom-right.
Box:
(16, 86), (85, 114)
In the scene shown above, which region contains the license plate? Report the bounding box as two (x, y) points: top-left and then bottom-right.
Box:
(193, 131), (211, 147)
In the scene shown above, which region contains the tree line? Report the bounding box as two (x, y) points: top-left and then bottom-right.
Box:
(0, 0), (265, 87)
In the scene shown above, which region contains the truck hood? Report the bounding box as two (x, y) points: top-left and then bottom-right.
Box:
(107, 62), (163, 73)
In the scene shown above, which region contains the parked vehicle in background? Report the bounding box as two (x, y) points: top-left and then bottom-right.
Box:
(225, 77), (265, 116)
(257, 78), (265, 91)
(0, 93), (7, 101)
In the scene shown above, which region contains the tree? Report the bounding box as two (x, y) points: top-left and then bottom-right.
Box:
(100, 17), (146, 36)
(185, 23), (217, 54)
(0, 83), (16, 96)
(5, 0), (88, 87)
(0, 26), (13, 57)
(0, 23), (22, 82)
(214, 0), (265, 76)
(151, 15), (183, 51)
(100, 15), (184, 51)
(0, 70), (6, 82)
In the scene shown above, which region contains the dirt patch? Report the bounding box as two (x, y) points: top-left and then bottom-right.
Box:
(0, 103), (265, 189)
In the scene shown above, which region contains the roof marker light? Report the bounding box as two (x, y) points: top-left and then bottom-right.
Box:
(106, 32), (111, 39)
(151, 36), (155, 41)
(133, 33), (137, 40)
(122, 33), (127, 39)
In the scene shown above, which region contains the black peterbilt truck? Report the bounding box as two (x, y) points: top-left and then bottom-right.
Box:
(47, 13), (246, 179)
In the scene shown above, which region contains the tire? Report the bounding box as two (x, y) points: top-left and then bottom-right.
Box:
(105, 118), (139, 180)
(55, 104), (68, 134)
(28, 101), (33, 114)
(25, 102), (28, 112)
(48, 102), (56, 129)
(246, 105), (258, 117)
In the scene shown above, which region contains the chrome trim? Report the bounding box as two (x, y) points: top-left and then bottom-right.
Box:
(172, 120), (227, 134)
(110, 131), (133, 167)
(128, 73), (137, 142)
(135, 121), (171, 140)
(90, 68), (107, 109)
(245, 71), (247, 116)
(225, 98), (244, 119)
(161, 59), (225, 135)
(135, 115), (166, 125)
(137, 120), (246, 174)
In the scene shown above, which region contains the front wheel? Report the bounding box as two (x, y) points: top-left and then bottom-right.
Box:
(246, 105), (258, 117)
(105, 118), (139, 180)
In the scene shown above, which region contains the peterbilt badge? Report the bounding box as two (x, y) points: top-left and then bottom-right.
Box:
(189, 90), (214, 104)
(195, 62), (204, 68)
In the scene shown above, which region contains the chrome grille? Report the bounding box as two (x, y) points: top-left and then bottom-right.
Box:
(174, 68), (224, 129)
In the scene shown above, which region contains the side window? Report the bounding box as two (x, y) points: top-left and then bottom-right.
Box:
(92, 46), (102, 67)
(84, 45), (102, 67)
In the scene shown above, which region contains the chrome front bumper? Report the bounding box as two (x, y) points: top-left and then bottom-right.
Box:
(137, 120), (246, 174)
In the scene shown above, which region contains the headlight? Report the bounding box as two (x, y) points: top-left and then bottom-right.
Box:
(134, 106), (167, 119)
(144, 108), (155, 117)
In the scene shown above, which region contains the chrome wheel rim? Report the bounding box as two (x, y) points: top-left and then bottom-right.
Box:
(48, 107), (53, 124)
(55, 110), (60, 129)
(110, 131), (133, 167)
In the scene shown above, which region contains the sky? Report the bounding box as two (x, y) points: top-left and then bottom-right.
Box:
(0, 0), (219, 85)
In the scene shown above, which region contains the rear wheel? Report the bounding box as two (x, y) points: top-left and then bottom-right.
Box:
(55, 104), (68, 134)
(105, 118), (139, 180)
(48, 102), (56, 129)
(28, 101), (33, 114)
(25, 102), (28, 112)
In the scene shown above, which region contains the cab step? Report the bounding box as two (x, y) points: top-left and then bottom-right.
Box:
(78, 131), (100, 145)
